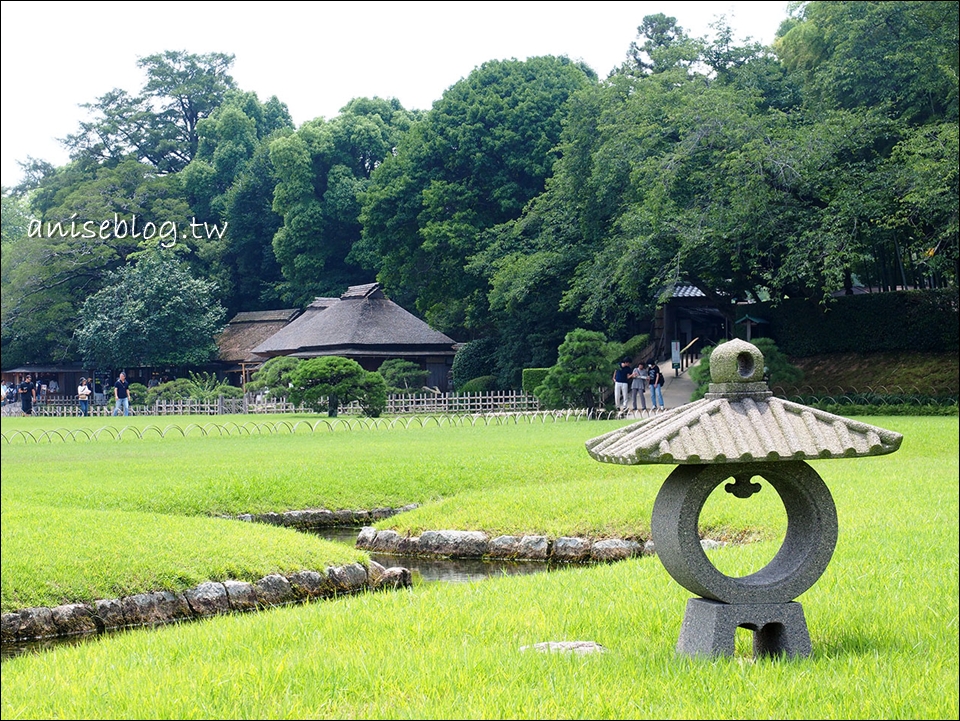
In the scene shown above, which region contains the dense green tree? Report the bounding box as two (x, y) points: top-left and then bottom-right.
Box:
(64, 51), (237, 173)
(534, 328), (611, 412)
(287, 356), (385, 417)
(75, 251), (225, 369)
(358, 56), (596, 334)
(270, 97), (417, 304)
(182, 90), (294, 313)
(776, 1), (958, 125)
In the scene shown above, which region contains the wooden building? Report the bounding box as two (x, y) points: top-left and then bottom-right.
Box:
(247, 283), (458, 391)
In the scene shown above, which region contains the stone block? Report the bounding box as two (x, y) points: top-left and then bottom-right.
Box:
(676, 598), (811, 658)
(356, 526), (378, 548)
(518, 535), (549, 559)
(255, 574), (295, 607)
(1, 612), (22, 642)
(184, 582), (230, 616)
(94, 598), (125, 629)
(591, 538), (641, 562)
(487, 536), (521, 558)
(51, 603), (98, 636)
(223, 580), (258, 611)
(327, 563), (368, 593)
(552, 537), (591, 562)
(121, 591), (191, 627)
(17, 607), (56, 640)
(288, 570), (334, 599)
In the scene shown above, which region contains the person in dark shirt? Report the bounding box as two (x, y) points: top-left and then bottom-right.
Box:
(18, 374), (37, 415)
(612, 358), (632, 411)
(647, 360), (664, 410)
(112, 372), (131, 416)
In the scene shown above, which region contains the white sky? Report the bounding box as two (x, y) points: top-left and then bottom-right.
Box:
(1, 1), (791, 189)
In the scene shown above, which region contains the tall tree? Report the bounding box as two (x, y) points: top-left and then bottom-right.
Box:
(358, 56), (597, 335)
(75, 251), (225, 369)
(64, 51), (237, 173)
(182, 90), (294, 313)
(270, 97), (417, 304)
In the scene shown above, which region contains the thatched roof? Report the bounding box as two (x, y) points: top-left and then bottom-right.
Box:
(217, 309), (301, 363)
(251, 283), (456, 359)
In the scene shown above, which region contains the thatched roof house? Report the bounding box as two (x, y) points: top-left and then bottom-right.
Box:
(217, 309), (302, 365)
(250, 283), (457, 390)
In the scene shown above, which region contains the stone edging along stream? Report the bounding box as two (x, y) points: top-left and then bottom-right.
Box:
(2, 503), (728, 645)
(1, 562), (411, 645)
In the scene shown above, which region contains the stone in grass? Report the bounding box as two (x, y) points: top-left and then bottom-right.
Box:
(121, 591), (192, 627)
(520, 641), (607, 655)
(552, 537), (591, 562)
(51, 603), (98, 636)
(223, 580), (259, 612)
(255, 574), (296, 607)
(288, 570), (335, 599)
(184, 581), (230, 616)
(591, 539), (642, 562)
(368, 561), (412, 590)
(327, 563), (368, 593)
(378, 567), (412, 589)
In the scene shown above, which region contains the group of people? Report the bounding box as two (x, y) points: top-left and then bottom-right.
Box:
(1, 373), (132, 417)
(613, 357), (666, 414)
(1, 376), (38, 415)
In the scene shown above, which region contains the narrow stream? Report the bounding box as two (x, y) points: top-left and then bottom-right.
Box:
(2, 527), (557, 661)
(316, 526), (560, 584)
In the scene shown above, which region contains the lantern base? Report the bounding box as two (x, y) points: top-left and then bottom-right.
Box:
(677, 598), (812, 659)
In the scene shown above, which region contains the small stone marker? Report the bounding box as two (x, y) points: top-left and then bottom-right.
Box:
(520, 641), (606, 655)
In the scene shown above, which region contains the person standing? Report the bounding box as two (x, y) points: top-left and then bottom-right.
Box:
(647, 360), (665, 410)
(629, 361), (648, 412)
(112, 372), (131, 416)
(18, 374), (37, 415)
(77, 377), (92, 417)
(613, 358), (632, 411)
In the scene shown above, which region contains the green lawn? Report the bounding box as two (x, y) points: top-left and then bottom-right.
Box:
(1, 415), (957, 719)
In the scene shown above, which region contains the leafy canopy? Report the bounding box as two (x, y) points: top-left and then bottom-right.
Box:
(75, 251), (225, 369)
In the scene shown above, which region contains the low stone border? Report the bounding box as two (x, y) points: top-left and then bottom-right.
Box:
(358, 527), (661, 562)
(1, 561), (410, 644)
(229, 504), (420, 529)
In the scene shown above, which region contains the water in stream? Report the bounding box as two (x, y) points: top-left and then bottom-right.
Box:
(317, 526), (559, 584)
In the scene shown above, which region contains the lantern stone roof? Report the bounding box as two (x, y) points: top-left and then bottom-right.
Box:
(586, 338), (903, 465)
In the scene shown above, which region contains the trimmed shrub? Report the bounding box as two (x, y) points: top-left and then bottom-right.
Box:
(522, 368), (550, 394)
(458, 375), (498, 393)
(127, 383), (149, 406)
(451, 338), (499, 390)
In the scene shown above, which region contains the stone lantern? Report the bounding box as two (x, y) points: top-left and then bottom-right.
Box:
(585, 338), (903, 659)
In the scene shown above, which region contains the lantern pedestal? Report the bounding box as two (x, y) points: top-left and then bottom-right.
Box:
(677, 598), (811, 658)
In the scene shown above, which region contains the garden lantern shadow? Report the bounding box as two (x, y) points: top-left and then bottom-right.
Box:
(586, 338), (903, 659)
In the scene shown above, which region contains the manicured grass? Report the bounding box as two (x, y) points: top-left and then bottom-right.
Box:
(1, 415), (957, 718)
(1, 501), (365, 611)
